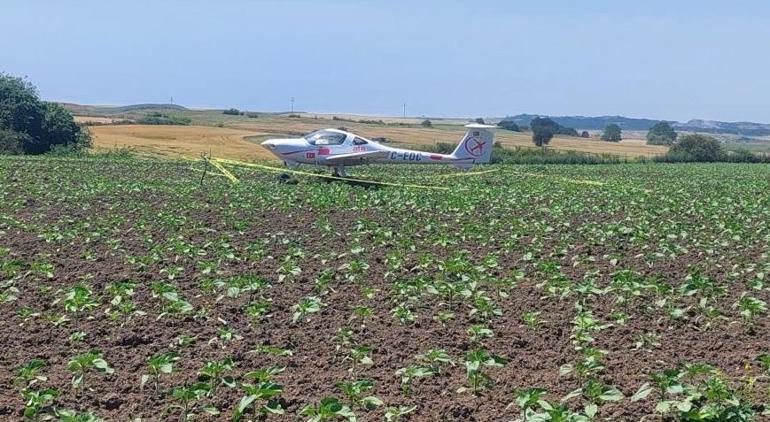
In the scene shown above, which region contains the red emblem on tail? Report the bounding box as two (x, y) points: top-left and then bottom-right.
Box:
(464, 137), (486, 157)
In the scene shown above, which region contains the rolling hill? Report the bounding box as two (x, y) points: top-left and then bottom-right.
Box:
(503, 114), (770, 137)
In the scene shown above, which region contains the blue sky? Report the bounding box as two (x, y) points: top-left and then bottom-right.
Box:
(2, 0), (769, 122)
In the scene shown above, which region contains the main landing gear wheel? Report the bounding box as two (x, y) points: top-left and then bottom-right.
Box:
(332, 165), (347, 178)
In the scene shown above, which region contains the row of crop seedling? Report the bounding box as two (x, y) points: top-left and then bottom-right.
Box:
(12, 349), (432, 421)
(513, 356), (770, 421)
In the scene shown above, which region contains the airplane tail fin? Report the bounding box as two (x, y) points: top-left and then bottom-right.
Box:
(451, 123), (496, 169)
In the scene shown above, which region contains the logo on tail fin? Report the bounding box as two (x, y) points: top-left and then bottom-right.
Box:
(464, 137), (486, 157)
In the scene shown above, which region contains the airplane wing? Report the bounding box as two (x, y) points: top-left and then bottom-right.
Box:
(321, 150), (390, 164)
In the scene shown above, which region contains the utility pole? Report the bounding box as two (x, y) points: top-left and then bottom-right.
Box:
(291, 97), (295, 113)
(170, 96), (174, 105)
(402, 103), (406, 118)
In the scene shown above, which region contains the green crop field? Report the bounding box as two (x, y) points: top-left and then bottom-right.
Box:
(1, 156), (769, 420)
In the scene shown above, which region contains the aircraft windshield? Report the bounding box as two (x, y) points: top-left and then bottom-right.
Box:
(303, 130), (347, 145)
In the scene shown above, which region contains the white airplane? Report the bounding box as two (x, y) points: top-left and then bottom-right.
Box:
(261, 123), (495, 176)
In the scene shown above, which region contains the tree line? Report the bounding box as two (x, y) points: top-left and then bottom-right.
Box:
(495, 115), (764, 163)
(1, 73), (90, 154)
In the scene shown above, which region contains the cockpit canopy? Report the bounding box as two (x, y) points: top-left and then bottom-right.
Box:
(303, 130), (347, 145)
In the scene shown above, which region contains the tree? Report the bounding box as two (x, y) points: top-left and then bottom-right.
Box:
(601, 124), (622, 142)
(421, 119), (432, 128)
(497, 120), (520, 132)
(580, 131), (590, 138)
(474, 117), (485, 124)
(646, 121), (677, 145)
(0, 73), (89, 154)
(0, 128), (28, 154)
(530, 117), (557, 148)
(667, 134), (723, 161)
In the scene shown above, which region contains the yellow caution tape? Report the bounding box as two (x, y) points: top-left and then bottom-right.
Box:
(433, 168), (500, 178)
(187, 166), (229, 178)
(507, 170), (606, 186)
(209, 159), (240, 184)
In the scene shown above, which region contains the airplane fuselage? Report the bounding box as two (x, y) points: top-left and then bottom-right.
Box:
(261, 125), (494, 175)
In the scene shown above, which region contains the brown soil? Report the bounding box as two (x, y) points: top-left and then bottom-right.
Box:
(0, 159), (768, 421)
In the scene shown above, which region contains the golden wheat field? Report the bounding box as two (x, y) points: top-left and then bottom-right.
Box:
(86, 113), (668, 161)
(89, 125), (273, 160)
(230, 118), (669, 158)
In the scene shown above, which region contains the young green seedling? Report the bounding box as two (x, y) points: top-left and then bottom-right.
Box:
(300, 397), (356, 422)
(141, 352), (179, 393)
(198, 358), (236, 393)
(66, 352), (113, 390)
(520, 311), (543, 329)
(292, 296), (322, 323)
(62, 284), (100, 315)
(733, 293), (767, 333)
(233, 368), (285, 421)
(21, 388), (58, 421)
(244, 299), (271, 322)
(54, 409), (103, 422)
(384, 405), (417, 421)
(395, 365), (433, 395)
(391, 304), (416, 325)
(251, 344), (293, 357)
(347, 345), (374, 370)
(336, 379), (383, 410)
(460, 349), (508, 394)
(416, 349), (454, 374)
(512, 387), (546, 418)
(166, 382), (219, 421)
(432, 310), (455, 325)
(466, 325), (494, 343)
(13, 359), (47, 389)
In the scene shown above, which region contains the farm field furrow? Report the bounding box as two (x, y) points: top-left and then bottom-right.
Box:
(1, 158), (769, 421)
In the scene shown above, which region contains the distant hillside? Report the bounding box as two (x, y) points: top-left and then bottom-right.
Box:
(504, 114), (662, 131)
(504, 114), (770, 137)
(674, 119), (770, 137)
(61, 103), (188, 116)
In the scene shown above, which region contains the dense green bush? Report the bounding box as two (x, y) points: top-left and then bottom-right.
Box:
(0, 73), (90, 154)
(0, 128), (28, 154)
(530, 117), (556, 148)
(430, 142), (455, 154)
(490, 146), (625, 164)
(646, 121), (677, 145)
(421, 119), (433, 128)
(667, 134), (722, 161)
(497, 120), (521, 132)
(601, 124), (622, 142)
(654, 134), (770, 163)
(223, 108), (242, 115)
